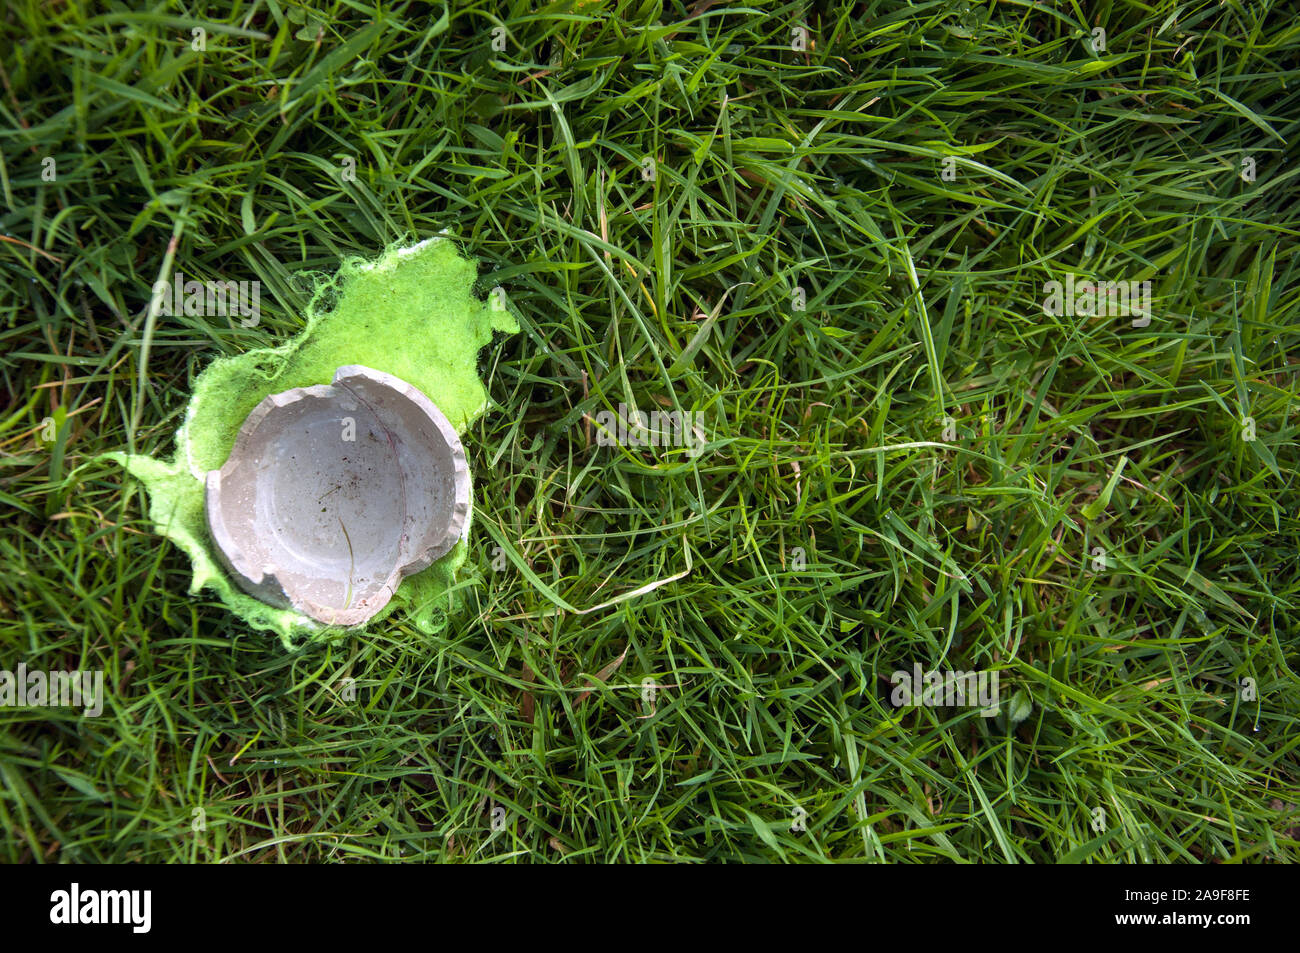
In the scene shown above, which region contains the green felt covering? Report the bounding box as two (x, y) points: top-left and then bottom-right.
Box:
(109, 238), (517, 648)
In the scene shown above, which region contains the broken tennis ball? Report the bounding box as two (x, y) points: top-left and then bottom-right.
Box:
(106, 237), (518, 648)
(205, 365), (470, 626)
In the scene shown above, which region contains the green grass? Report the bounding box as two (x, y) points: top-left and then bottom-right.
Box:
(2, 0), (1299, 863)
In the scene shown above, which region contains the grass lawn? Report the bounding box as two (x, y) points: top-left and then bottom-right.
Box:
(1, 0), (1298, 863)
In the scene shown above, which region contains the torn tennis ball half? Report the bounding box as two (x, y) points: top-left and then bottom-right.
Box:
(205, 365), (470, 626)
